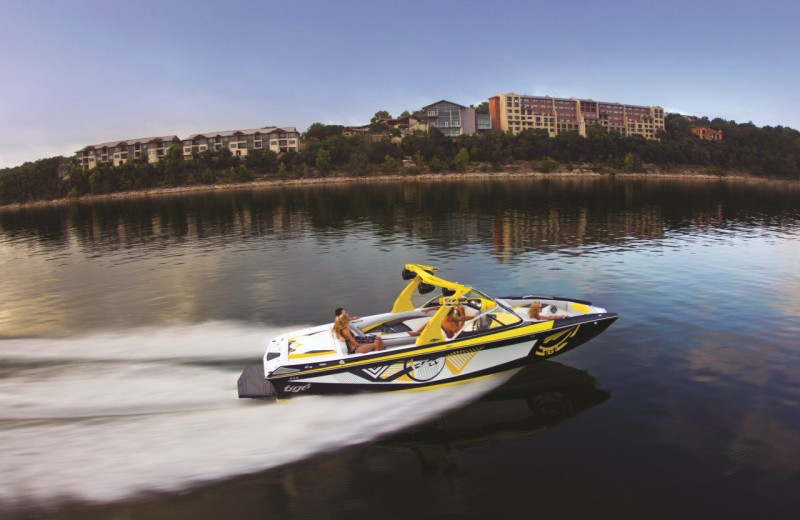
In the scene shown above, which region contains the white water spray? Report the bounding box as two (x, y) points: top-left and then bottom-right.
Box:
(0, 322), (511, 506)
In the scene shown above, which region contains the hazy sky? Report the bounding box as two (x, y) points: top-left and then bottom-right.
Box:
(2, 0), (798, 168)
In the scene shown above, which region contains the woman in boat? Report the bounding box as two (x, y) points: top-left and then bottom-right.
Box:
(333, 313), (385, 354)
(528, 301), (565, 321)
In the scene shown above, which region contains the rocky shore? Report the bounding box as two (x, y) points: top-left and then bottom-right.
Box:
(0, 167), (778, 211)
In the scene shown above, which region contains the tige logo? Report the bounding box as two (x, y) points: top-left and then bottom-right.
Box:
(284, 384), (311, 393)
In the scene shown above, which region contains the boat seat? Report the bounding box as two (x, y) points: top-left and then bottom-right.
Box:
(379, 332), (417, 348)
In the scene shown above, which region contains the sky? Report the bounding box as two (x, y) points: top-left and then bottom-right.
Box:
(1, 0), (798, 168)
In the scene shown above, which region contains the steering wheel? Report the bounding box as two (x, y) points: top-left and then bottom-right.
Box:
(465, 298), (483, 311)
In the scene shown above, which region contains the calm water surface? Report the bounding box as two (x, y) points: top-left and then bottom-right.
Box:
(1, 177), (799, 519)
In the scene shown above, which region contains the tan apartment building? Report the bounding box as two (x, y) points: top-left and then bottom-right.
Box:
(182, 127), (300, 158)
(691, 126), (723, 141)
(488, 92), (664, 139)
(75, 136), (182, 169)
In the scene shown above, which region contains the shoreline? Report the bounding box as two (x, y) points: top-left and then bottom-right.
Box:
(0, 169), (790, 211)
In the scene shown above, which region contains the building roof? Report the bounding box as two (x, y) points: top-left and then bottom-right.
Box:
(185, 127), (298, 140)
(77, 135), (180, 152)
(422, 100), (468, 110)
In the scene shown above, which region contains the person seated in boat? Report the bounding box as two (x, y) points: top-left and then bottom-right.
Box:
(528, 301), (565, 321)
(333, 313), (384, 354)
(409, 305), (470, 339)
(335, 307), (359, 320)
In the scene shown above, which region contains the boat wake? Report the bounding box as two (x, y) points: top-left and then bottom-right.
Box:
(0, 322), (512, 507)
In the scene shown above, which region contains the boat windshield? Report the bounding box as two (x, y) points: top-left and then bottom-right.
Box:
(422, 288), (505, 313)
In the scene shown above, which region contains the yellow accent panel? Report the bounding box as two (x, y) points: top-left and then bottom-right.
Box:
(417, 305), (449, 345)
(404, 264), (465, 293)
(397, 374), (412, 382)
(391, 277), (421, 313)
(288, 351), (337, 359)
(445, 347), (482, 375)
(572, 303), (591, 314)
(535, 325), (581, 357)
(381, 363), (406, 380)
(490, 312), (523, 326)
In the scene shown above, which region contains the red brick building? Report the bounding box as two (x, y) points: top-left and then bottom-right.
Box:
(691, 126), (723, 141)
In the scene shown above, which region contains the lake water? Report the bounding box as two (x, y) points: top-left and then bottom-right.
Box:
(1, 177), (799, 519)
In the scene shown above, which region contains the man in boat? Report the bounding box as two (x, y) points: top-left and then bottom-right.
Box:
(409, 304), (470, 339)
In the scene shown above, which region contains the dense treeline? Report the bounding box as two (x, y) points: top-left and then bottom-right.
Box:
(1, 114), (798, 205)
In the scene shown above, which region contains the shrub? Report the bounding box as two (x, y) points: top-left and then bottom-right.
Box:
(541, 157), (558, 173)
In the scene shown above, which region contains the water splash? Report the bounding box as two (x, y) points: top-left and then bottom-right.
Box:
(0, 322), (512, 506)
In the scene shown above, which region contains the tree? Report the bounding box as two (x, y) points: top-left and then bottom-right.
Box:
(381, 155), (399, 174)
(429, 156), (445, 173)
(161, 144), (186, 186)
(346, 152), (371, 176)
(371, 110), (392, 123)
(315, 148), (333, 174)
(623, 152), (642, 172)
(475, 101), (489, 114)
(453, 147), (470, 172)
(541, 157), (559, 173)
(304, 122), (345, 141)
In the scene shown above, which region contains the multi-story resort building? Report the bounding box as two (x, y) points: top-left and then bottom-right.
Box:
(423, 100), (492, 137)
(76, 127), (300, 169)
(488, 92), (665, 139)
(182, 127), (300, 158)
(75, 136), (182, 169)
(691, 126), (723, 141)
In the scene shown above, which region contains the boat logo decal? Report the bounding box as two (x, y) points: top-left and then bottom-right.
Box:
(406, 357), (446, 382)
(536, 325), (580, 357)
(284, 383), (311, 393)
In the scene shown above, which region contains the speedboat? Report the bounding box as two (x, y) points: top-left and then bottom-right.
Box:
(238, 264), (617, 399)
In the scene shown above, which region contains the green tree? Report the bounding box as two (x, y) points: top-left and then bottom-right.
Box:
(541, 156), (559, 173)
(381, 155), (399, 174)
(371, 110), (392, 123)
(346, 152), (371, 176)
(315, 148), (333, 175)
(453, 147), (470, 172)
(304, 122), (345, 141)
(161, 144), (185, 186)
(429, 156), (445, 173)
(66, 164), (89, 197)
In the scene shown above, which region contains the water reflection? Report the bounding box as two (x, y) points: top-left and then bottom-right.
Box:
(2, 179), (798, 259)
(386, 361), (609, 481)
